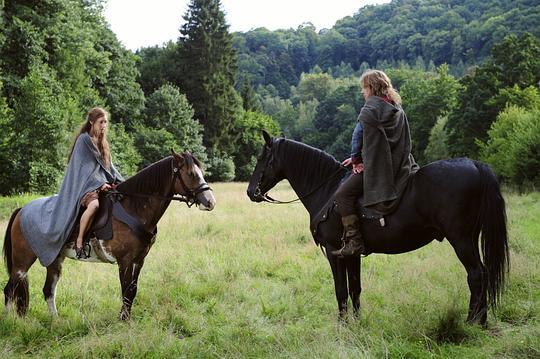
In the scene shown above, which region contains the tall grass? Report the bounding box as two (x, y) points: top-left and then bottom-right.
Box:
(0, 183), (538, 358)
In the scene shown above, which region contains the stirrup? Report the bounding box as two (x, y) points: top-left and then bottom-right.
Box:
(76, 243), (91, 259)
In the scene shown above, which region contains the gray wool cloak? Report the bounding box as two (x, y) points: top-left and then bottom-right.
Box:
(359, 96), (419, 214)
(20, 133), (123, 266)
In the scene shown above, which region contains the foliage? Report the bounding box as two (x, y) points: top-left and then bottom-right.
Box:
(309, 80), (362, 155)
(239, 77), (261, 112)
(133, 125), (179, 170)
(177, 0), (241, 153)
(93, 30), (145, 130)
(424, 116), (450, 163)
(232, 111), (280, 181)
(479, 104), (540, 187)
(108, 123), (141, 177)
(10, 64), (71, 194)
(0, 79), (14, 193)
(233, 0), (539, 94)
(136, 42), (179, 96)
(205, 149), (235, 182)
(261, 96), (297, 137)
(446, 33), (540, 158)
(400, 65), (461, 164)
(133, 84), (206, 170)
(0, 0), (147, 193)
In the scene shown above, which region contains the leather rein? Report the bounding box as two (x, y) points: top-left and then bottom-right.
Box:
(110, 160), (212, 208)
(255, 147), (345, 204)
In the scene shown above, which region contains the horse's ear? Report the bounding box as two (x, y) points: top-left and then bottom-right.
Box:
(262, 130), (272, 147)
(171, 148), (184, 163)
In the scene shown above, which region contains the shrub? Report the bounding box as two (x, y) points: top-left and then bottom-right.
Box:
(479, 105), (540, 187)
(206, 150), (235, 182)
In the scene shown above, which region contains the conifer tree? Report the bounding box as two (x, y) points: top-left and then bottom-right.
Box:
(177, 0), (241, 153)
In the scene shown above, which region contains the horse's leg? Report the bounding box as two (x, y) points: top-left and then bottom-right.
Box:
(43, 256), (65, 317)
(345, 256), (361, 316)
(448, 238), (487, 325)
(117, 257), (145, 321)
(4, 214), (37, 316)
(326, 249), (349, 319)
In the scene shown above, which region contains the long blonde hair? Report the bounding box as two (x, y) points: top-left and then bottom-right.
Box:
(68, 107), (111, 169)
(360, 69), (402, 105)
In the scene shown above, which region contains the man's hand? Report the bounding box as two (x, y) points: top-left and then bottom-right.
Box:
(352, 162), (364, 174)
(342, 157), (364, 174)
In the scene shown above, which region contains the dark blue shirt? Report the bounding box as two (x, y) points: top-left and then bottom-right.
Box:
(350, 120), (363, 164)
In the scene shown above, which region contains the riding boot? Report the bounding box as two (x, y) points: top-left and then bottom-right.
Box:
(331, 214), (365, 257)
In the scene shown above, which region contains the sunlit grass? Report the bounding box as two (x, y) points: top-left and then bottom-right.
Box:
(0, 183), (538, 357)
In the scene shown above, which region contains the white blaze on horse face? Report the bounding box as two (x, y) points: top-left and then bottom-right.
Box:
(195, 166), (216, 211)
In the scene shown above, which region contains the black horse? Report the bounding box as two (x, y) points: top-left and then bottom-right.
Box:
(247, 131), (508, 325)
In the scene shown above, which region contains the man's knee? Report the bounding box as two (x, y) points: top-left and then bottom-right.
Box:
(335, 187), (353, 205)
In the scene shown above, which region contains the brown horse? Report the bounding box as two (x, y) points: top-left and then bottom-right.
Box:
(3, 151), (215, 320)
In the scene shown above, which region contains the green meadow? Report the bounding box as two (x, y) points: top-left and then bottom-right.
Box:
(0, 183), (538, 358)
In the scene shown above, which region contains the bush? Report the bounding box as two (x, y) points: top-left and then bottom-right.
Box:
(232, 111), (280, 181)
(108, 123), (141, 177)
(206, 150), (235, 182)
(135, 84), (207, 169)
(424, 116), (450, 163)
(479, 105), (540, 187)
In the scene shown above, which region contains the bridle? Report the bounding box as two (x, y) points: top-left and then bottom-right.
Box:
(111, 159), (212, 208)
(253, 146), (345, 204)
(171, 162), (212, 207)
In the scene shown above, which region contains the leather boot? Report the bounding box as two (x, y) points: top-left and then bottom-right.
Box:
(331, 214), (365, 257)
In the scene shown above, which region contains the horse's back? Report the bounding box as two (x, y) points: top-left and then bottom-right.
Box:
(362, 158), (484, 253)
(406, 158), (483, 235)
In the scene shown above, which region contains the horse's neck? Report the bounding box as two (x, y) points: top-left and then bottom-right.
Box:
(120, 165), (175, 231)
(279, 148), (341, 217)
(122, 196), (172, 232)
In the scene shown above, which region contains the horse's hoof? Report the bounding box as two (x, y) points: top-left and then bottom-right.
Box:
(119, 310), (131, 321)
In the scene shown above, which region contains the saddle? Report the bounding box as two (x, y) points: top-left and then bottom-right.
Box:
(309, 195), (385, 246)
(71, 192), (156, 245)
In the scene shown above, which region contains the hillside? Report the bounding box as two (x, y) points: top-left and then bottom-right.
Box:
(233, 0), (540, 96)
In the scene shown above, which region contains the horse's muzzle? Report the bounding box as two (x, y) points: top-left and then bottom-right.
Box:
(247, 187), (264, 202)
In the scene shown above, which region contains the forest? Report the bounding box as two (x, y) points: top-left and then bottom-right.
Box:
(0, 0), (539, 195)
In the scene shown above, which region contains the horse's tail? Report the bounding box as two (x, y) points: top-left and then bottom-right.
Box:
(474, 161), (509, 311)
(3, 208), (21, 275)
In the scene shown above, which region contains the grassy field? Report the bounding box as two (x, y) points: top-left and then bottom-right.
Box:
(0, 182), (538, 358)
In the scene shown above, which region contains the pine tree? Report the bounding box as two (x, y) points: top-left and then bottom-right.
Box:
(177, 0), (241, 153)
(240, 77), (260, 111)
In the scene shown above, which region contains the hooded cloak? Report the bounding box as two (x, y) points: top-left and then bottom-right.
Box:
(359, 96), (419, 214)
(20, 132), (123, 266)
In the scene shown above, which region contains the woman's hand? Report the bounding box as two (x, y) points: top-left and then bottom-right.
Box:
(100, 183), (112, 191)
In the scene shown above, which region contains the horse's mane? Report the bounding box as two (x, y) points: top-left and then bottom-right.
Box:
(117, 157), (174, 195)
(116, 152), (201, 195)
(182, 152), (202, 176)
(276, 138), (343, 179)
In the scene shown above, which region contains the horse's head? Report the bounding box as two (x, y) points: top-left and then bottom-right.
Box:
(246, 130), (285, 202)
(171, 150), (216, 211)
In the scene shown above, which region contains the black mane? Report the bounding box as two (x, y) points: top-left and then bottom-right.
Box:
(276, 138), (344, 181)
(117, 156), (174, 195)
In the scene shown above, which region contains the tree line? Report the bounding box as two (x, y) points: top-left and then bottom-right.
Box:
(0, 0), (539, 196)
